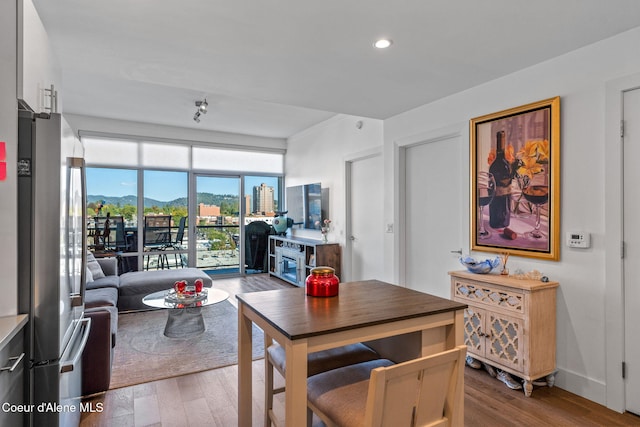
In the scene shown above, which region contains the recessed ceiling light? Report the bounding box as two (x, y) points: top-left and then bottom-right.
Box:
(374, 39), (393, 49)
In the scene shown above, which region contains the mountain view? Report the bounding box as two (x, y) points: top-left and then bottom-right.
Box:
(87, 193), (239, 209)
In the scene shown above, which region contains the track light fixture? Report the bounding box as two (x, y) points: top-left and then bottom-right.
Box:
(196, 99), (208, 113)
(193, 98), (208, 123)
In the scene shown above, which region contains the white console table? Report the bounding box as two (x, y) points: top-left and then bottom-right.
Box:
(268, 235), (341, 287)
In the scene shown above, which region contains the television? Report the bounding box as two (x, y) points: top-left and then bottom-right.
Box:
(285, 183), (328, 229)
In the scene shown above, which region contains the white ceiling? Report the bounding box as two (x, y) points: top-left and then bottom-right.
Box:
(33, 0), (640, 139)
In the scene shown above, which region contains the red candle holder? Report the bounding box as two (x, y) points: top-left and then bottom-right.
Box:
(305, 267), (339, 297)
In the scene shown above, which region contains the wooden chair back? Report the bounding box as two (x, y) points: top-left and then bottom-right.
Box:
(364, 345), (466, 427)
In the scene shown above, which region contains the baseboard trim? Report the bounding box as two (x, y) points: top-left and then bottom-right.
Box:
(554, 367), (607, 408)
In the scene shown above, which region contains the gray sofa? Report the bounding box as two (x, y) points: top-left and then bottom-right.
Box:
(85, 255), (213, 312)
(81, 254), (213, 396)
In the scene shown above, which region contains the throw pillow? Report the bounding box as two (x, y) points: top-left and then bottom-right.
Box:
(86, 267), (94, 283)
(87, 252), (106, 279)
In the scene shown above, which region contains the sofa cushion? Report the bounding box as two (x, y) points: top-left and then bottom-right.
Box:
(307, 359), (395, 426)
(117, 268), (213, 312)
(86, 275), (120, 290)
(118, 268), (212, 297)
(96, 257), (118, 277)
(268, 342), (380, 377)
(87, 252), (106, 280)
(85, 287), (118, 309)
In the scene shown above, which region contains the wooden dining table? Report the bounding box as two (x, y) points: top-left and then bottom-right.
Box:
(237, 279), (467, 426)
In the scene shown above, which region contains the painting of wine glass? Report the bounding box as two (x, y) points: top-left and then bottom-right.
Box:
(470, 97), (560, 261)
(477, 171), (495, 239)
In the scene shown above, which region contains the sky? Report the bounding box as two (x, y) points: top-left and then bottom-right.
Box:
(86, 168), (280, 201)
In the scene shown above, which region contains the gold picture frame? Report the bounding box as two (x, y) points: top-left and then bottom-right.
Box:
(470, 96), (560, 260)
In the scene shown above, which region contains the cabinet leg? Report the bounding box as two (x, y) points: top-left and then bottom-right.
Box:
(546, 373), (556, 388)
(523, 380), (533, 397)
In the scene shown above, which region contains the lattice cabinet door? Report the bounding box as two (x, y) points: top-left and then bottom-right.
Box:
(463, 306), (485, 356)
(450, 270), (558, 397)
(486, 311), (524, 372)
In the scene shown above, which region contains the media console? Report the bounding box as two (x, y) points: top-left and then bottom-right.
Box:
(268, 235), (341, 287)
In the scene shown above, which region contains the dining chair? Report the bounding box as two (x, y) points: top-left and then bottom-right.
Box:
(265, 339), (381, 427)
(306, 345), (467, 427)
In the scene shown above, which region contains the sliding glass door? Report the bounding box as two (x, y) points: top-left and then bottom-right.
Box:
(193, 175), (241, 274)
(143, 170), (188, 270)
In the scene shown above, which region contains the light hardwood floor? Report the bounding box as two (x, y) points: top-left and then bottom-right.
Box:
(80, 274), (640, 427)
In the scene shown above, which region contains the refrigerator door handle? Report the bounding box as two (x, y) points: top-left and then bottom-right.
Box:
(66, 157), (86, 307)
(60, 317), (91, 373)
(70, 294), (82, 307)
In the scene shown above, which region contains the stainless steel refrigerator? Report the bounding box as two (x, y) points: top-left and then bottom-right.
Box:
(17, 110), (90, 427)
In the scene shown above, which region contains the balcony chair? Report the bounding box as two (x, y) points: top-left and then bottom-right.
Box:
(265, 338), (381, 427)
(306, 345), (467, 427)
(94, 215), (126, 252)
(165, 216), (187, 268)
(143, 215), (172, 269)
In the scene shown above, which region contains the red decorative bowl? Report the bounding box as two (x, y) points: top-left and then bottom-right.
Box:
(305, 267), (339, 297)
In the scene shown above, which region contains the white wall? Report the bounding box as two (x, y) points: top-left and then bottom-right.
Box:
(287, 26), (640, 410)
(384, 27), (640, 407)
(0, 0), (18, 316)
(286, 115), (384, 246)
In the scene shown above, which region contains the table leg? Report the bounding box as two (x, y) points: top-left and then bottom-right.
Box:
(284, 340), (308, 426)
(163, 307), (205, 338)
(238, 303), (253, 427)
(452, 309), (465, 426)
(264, 333), (274, 427)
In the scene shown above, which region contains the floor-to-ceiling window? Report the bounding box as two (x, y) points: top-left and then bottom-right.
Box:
(83, 136), (283, 275)
(143, 170), (188, 270)
(86, 167), (138, 273)
(194, 175), (241, 273)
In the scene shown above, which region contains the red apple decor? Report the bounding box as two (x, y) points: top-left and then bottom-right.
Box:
(170, 279), (206, 304)
(194, 278), (204, 293)
(174, 280), (187, 295)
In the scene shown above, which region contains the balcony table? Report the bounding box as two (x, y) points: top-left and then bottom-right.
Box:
(237, 279), (467, 426)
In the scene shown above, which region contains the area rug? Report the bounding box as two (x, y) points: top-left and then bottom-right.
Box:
(109, 300), (264, 389)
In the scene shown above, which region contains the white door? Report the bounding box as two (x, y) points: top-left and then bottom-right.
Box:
(348, 153), (384, 281)
(404, 134), (462, 298)
(623, 87), (640, 415)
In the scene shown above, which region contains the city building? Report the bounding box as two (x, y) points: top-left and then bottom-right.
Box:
(253, 183), (274, 214)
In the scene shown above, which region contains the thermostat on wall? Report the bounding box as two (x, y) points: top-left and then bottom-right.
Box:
(566, 232), (590, 248)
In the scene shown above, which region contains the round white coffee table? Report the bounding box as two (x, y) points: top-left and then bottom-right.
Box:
(142, 288), (229, 337)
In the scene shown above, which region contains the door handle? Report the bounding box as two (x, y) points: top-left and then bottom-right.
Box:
(451, 249), (462, 255)
(60, 317), (91, 373)
(349, 236), (356, 241)
(1, 353), (24, 373)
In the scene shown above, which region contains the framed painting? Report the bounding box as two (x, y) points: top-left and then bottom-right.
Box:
(470, 96), (560, 260)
